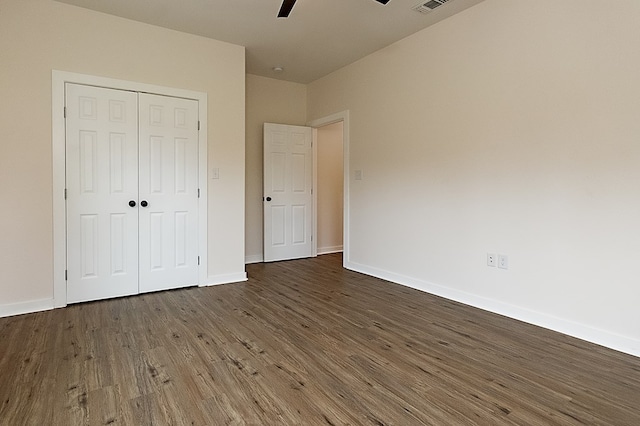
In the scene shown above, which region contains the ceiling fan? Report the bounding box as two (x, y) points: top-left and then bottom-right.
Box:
(278, 0), (391, 18)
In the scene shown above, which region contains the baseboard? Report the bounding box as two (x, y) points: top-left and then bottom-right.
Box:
(202, 272), (248, 287)
(345, 260), (640, 358)
(245, 250), (343, 263)
(317, 245), (343, 255)
(245, 254), (264, 264)
(1, 273), (248, 318)
(0, 298), (55, 318)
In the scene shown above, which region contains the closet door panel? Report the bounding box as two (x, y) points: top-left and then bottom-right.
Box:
(138, 94), (199, 293)
(66, 84), (139, 303)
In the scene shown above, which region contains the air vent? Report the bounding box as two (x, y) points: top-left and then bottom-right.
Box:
(413, 0), (451, 14)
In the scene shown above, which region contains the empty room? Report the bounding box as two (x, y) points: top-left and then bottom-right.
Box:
(1, 0), (639, 424)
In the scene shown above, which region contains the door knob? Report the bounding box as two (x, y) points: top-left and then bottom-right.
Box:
(129, 200), (136, 207)
(141, 200), (148, 207)
(265, 197), (272, 202)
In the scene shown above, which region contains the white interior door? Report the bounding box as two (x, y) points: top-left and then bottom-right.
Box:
(263, 123), (313, 262)
(66, 84), (139, 303)
(138, 94), (199, 293)
(66, 84), (199, 303)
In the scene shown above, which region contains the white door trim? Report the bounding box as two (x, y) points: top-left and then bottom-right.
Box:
(307, 111), (350, 268)
(52, 70), (208, 308)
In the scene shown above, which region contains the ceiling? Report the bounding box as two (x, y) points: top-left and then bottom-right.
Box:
(55, 0), (485, 84)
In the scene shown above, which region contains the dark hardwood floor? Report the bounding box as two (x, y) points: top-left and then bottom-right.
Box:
(1, 253), (639, 425)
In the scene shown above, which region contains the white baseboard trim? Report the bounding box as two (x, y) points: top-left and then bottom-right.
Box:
(0, 298), (55, 318)
(245, 254), (264, 264)
(201, 272), (248, 287)
(317, 245), (344, 255)
(345, 260), (640, 358)
(1, 272), (249, 317)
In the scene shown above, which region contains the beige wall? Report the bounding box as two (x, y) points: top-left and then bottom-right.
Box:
(307, 0), (640, 355)
(0, 0), (246, 312)
(317, 122), (343, 253)
(245, 74), (307, 262)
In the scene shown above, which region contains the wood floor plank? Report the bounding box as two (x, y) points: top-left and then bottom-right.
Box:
(1, 253), (639, 425)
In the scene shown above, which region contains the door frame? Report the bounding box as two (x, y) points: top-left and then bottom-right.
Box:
(52, 70), (208, 308)
(308, 111), (350, 268)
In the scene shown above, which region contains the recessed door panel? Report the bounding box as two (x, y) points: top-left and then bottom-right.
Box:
(110, 213), (127, 275)
(149, 136), (164, 194)
(149, 105), (163, 126)
(109, 100), (126, 123)
(292, 153), (306, 193)
(80, 214), (98, 278)
(174, 211), (188, 267)
(174, 108), (187, 128)
(271, 152), (286, 193)
(270, 205), (286, 246)
(149, 212), (164, 270)
(292, 205), (307, 245)
(79, 131), (97, 194)
(175, 138), (188, 194)
(79, 97), (97, 120)
(291, 131), (306, 146)
(109, 133), (126, 193)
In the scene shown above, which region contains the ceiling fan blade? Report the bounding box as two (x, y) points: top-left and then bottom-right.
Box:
(278, 0), (297, 17)
(374, 0), (391, 4)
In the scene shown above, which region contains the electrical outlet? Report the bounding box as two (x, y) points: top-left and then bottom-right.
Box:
(487, 253), (496, 267)
(498, 254), (508, 269)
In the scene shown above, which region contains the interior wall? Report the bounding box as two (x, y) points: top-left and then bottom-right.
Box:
(245, 74), (307, 263)
(307, 0), (640, 355)
(0, 0), (246, 313)
(316, 122), (344, 254)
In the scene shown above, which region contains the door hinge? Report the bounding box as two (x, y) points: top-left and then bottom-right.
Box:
(198, 188), (200, 198)
(197, 121), (200, 131)
(65, 270), (68, 281)
(63, 106), (67, 118)
(197, 256), (200, 265)
(64, 188), (67, 199)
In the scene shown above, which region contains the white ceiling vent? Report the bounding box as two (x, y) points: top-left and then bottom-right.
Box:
(413, 0), (451, 14)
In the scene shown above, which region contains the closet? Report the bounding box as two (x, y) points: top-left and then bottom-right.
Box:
(65, 83), (199, 303)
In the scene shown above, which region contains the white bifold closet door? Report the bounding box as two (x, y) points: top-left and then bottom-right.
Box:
(65, 83), (199, 304)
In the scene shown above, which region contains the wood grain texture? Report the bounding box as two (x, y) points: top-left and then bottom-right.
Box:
(0, 253), (638, 425)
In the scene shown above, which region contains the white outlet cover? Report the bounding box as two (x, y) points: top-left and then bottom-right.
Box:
(498, 254), (508, 269)
(487, 253), (496, 267)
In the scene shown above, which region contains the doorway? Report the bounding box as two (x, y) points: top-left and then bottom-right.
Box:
(310, 111), (350, 267)
(315, 121), (344, 255)
(262, 111), (349, 265)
